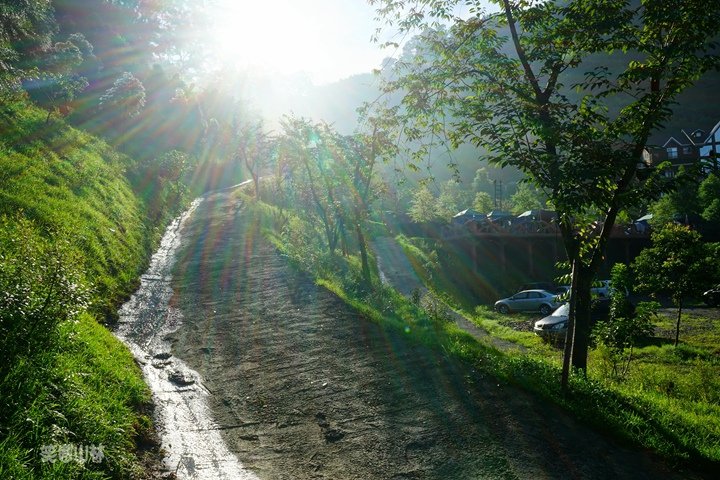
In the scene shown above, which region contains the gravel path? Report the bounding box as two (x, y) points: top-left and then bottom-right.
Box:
(157, 191), (702, 480)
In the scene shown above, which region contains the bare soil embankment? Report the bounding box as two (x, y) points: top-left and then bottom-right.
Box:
(166, 191), (701, 480)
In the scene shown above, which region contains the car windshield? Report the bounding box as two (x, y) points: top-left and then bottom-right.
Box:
(552, 303), (569, 316)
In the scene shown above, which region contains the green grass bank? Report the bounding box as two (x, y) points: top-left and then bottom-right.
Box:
(0, 96), (186, 478)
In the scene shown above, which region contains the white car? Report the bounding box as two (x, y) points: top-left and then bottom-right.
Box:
(533, 303), (569, 338)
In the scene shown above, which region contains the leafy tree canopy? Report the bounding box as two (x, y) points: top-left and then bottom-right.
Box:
(368, 0), (720, 377)
(633, 223), (716, 345)
(0, 0), (56, 90)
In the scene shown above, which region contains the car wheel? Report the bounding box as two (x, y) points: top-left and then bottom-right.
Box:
(497, 304), (510, 314)
(539, 304), (552, 316)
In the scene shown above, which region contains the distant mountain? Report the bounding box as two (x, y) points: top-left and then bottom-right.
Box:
(234, 70), (380, 134)
(239, 43), (718, 184)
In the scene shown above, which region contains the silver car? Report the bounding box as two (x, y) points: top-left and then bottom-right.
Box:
(533, 303), (569, 337)
(494, 289), (560, 316)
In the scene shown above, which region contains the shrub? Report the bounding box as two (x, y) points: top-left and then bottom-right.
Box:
(0, 216), (89, 377)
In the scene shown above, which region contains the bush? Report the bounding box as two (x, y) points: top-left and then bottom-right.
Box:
(592, 265), (655, 379)
(0, 216), (89, 377)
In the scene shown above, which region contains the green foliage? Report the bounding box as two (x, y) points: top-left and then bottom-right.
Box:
(98, 72), (145, 118)
(472, 191), (493, 213)
(634, 224), (714, 346)
(274, 116), (387, 269)
(0, 98), (172, 478)
(699, 173), (720, 222)
(0, 0), (56, 91)
(436, 179), (473, 218)
(0, 217), (89, 377)
(508, 182), (548, 214)
(24, 33), (92, 121)
(593, 300), (657, 379)
(634, 224), (714, 305)
(0, 98), (149, 316)
(128, 150), (193, 225)
(0, 314), (152, 479)
(408, 185), (440, 223)
(648, 166), (702, 226)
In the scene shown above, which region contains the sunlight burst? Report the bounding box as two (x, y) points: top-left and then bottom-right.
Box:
(211, 0), (333, 80)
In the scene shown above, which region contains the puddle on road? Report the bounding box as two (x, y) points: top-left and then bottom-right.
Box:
(114, 197), (259, 480)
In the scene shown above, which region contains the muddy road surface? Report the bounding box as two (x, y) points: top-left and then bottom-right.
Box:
(165, 191), (699, 480)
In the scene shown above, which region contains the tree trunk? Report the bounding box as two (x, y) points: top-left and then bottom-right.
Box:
(571, 269), (594, 373)
(674, 298), (683, 347)
(338, 218), (348, 256)
(356, 223), (371, 284)
(561, 258), (580, 390)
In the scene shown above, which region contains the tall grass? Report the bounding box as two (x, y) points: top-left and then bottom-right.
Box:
(1, 97), (174, 478)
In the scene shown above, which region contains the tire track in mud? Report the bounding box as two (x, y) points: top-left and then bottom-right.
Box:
(166, 191), (701, 480)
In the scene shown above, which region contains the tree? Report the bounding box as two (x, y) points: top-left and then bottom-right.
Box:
(509, 182), (547, 214)
(699, 174), (720, 223)
(633, 224), (714, 346)
(648, 166), (701, 226)
(98, 71), (145, 118)
(472, 191), (493, 213)
(277, 117), (343, 254)
(368, 0), (720, 384)
(408, 185), (440, 223)
(337, 123), (396, 283)
(234, 118), (273, 200)
(437, 179), (474, 219)
(274, 116), (388, 284)
(0, 0), (56, 91)
(592, 264), (654, 378)
(24, 34), (92, 122)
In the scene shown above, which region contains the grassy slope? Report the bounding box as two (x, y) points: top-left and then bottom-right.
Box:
(0, 97), (162, 478)
(0, 99), (151, 317)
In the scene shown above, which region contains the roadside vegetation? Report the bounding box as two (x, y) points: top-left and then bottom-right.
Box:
(400, 232), (720, 468)
(0, 98), (189, 478)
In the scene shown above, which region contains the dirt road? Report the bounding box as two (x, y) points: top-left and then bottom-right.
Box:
(165, 191), (701, 479)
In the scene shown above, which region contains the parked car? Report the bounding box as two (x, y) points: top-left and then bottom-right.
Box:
(533, 303), (569, 338)
(494, 289), (560, 315)
(554, 285), (571, 296)
(704, 285), (720, 307)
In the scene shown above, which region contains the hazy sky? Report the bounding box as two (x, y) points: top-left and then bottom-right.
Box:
(209, 0), (489, 85)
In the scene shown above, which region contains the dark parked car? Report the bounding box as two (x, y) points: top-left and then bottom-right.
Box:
(495, 289), (561, 316)
(704, 285), (720, 307)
